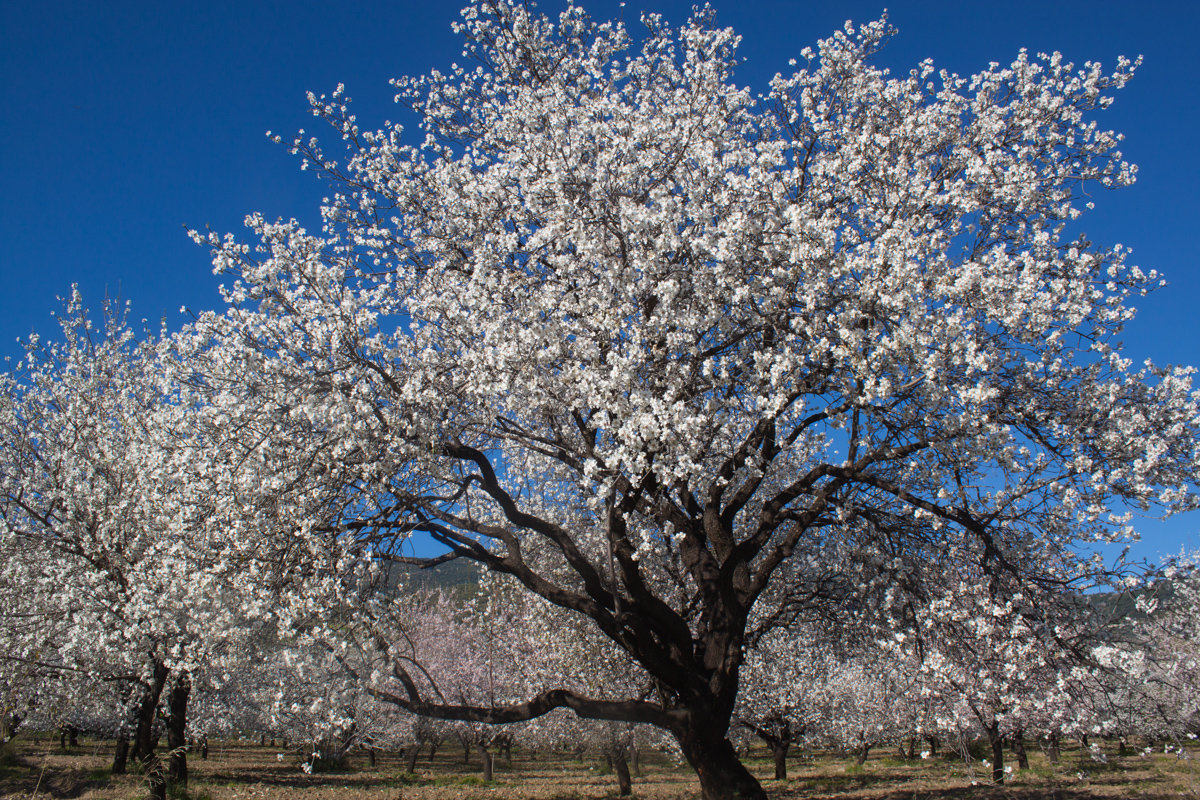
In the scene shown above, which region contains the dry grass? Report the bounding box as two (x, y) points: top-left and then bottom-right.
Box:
(1, 735), (1196, 800)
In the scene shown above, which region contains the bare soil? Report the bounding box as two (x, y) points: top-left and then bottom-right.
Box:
(1, 735), (1195, 799)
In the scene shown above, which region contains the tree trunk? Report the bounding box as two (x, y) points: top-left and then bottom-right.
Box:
(855, 742), (871, 767)
(166, 672), (190, 788)
(112, 735), (130, 774)
(478, 744), (493, 781)
(630, 745), (641, 777)
(674, 723), (767, 800)
(427, 741), (440, 763)
(406, 745), (420, 773)
(771, 738), (789, 780)
(987, 723), (1005, 785)
(147, 766), (167, 800)
(367, 746), (376, 768)
(925, 734), (938, 756)
(1047, 732), (1060, 763)
(136, 661), (170, 800)
(0, 713), (19, 744)
(200, 736), (208, 760)
(612, 746), (632, 797)
(1012, 729), (1029, 771)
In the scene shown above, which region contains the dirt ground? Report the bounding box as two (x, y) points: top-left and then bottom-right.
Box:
(1, 735), (1196, 800)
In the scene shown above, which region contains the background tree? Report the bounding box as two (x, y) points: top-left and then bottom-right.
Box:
(0, 293), (281, 796)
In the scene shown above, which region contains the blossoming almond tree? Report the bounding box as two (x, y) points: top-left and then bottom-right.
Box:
(0, 294), (281, 798)
(185, 3), (1200, 797)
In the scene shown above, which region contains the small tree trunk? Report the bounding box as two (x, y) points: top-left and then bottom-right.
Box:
(905, 736), (917, 760)
(855, 742), (871, 767)
(1012, 729), (1029, 771)
(166, 672), (190, 788)
(59, 726), (67, 751)
(612, 746), (632, 797)
(925, 734), (938, 756)
(112, 735), (130, 774)
(200, 736), (208, 760)
(986, 723), (1005, 785)
(630, 745), (641, 777)
(478, 744), (493, 781)
(1047, 732), (1060, 763)
(147, 757), (167, 800)
(427, 741), (440, 763)
(1081, 733), (1089, 748)
(462, 740), (471, 764)
(1118, 736), (1129, 757)
(0, 713), (20, 744)
(771, 738), (789, 780)
(136, 661), (170, 800)
(406, 745), (420, 773)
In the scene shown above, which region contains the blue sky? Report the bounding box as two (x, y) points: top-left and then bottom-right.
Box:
(2, 1), (1197, 563)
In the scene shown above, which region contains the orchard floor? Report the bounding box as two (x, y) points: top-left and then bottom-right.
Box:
(1, 736), (1197, 800)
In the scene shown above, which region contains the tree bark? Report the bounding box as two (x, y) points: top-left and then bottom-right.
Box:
(612, 745), (632, 797)
(478, 744), (493, 781)
(147, 764), (167, 800)
(406, 745), (420, 773)
(771, 738), (789, 780)
(112, 734), (130, 774)
(1012, 729), (1029, 771)
(166, 672), (190, 788)
(986, 722), (1005, 785)
(136, 661), (170, 800)
(630, 745), (641, 777)
(0, 713), (19, 744)
(1047, 732), (1060, 763)
(674, 723), (767, 800)
(855, 742), (871, 767)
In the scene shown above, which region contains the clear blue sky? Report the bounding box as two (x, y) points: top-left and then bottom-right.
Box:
(2, 1), (1196, 563)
